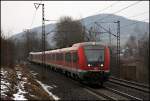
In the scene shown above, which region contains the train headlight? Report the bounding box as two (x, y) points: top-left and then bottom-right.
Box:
(100, 64), (104, 67)
(88, 64), (91, 67)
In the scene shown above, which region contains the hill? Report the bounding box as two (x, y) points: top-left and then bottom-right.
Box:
(10, 14), (149, 48)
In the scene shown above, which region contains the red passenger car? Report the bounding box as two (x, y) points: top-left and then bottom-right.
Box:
(29, 42), (110, 85)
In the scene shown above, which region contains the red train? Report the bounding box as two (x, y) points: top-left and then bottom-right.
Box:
(28, 42), (110, 85)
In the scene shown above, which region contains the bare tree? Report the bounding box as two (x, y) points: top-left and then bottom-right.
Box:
(84, 27), (98, 41)
(138, 32), (149, 68)
(14, 31), (50, 62)
(53, 16), (86, 48)
(125, 35), (138, 56)
(1, 30), (15, 68)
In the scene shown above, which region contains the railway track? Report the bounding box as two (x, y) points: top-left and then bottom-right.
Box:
(75, 79), (143, 100)
(105, 87), (143, 100)
(68, 75), (148, 100)
(62, 72), (145, 100)
(109, 76), (150, 93)
(50, 69), (143, 100)
(83, 85), (143, 100)
(29, 63), (145, 100)
(71, 75), (147, 100)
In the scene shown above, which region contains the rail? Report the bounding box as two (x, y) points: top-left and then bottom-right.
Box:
(109, 76), (150, 93)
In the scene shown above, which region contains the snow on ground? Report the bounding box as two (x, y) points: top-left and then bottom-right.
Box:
(1, 80), (10, 97)
(1, 67), (28, 100)
(1, 68), (10, 97)
(13, 87), (27, 100)
(36, 80), (60, 100)
(16, 71), (22, 79)
(30, 70), (38, 76)
(12, 69), (28, 100)
(1, 67), (59, 100)
(1, 68), (7, 76)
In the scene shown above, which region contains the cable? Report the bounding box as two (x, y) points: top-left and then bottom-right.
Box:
(84, 1), (142, 28)
(127, 11), (149, 19)
(113, 1), (141, 15)
(98, 1), (120, 13)
(98, 1), (142, 21)
(83, 1), (120, 27)
(120, 18), (149, 29)
(30, 9), (38, 29)
(29, 1), (43, 29)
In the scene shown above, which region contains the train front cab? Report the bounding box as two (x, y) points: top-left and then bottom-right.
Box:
(77, 45), (110, 84)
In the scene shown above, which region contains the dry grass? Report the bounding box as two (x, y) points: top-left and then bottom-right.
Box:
(1, 67), (18, 99)
(24, 83), (53, 100)
(1, 64), (54, 100)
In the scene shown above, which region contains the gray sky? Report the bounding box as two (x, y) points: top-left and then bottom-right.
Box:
(1, 1), (149, 36)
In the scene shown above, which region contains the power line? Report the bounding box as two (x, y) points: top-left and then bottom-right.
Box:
(83, 2), (119, 27)
(98, 1), (120, 13)
(84, 1), (142, 28)
(113, 1), (141, 15)
(98, 1), (142, 21)
(30, 9), (38, 29)
(101, 12), (149, 31)
(127, 11), (149, 19)
(29, 0), (43, 29)
(120, 18), (149, 29)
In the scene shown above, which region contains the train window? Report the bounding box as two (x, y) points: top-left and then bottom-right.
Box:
(72, 52), (78, 63)
(56, 53), (58, 60)
(48, 54), (51, 60)
(54, 54), (56, 60)
(85, 49), (104, 62)
(51, 54), (52, 60)
(50, 54), (51, 60)
(59, 53), (63, 61)
(65, 52), (71, 62)
(52, 54), (55, 60)
(49, 54), (51, 60)
(56, 53), (60, 61)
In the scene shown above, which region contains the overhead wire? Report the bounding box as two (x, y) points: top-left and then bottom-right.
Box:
(83, 1), (120, 27)
(85, 1), (142, 28)
(120, 18), (149, 36)
(126, 11), (149, 19)
(30, 10), (38, 29)
(98, 1), (120, 13)
(98, 1), (142, 21)
(29, 0), (43, 29)
(83, 1), (148, 45)
(86, 1), (146, 34)
(120, 18), (149, 29)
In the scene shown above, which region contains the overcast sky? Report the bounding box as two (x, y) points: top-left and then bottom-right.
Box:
(1, 1), (149, 36)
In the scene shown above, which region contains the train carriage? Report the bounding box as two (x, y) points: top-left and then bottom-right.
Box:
(29, 42), (110, 85)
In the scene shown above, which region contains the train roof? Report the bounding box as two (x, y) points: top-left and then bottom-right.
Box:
(30, 42), (107, 55)
(72, 41), (107, 47)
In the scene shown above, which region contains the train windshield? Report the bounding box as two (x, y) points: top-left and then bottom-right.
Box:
(84, 46), (104, 63)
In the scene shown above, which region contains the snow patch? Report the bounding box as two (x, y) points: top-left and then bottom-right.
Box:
(13, 88), (27, 100)
(30, 71), (38, 76)
(16, 71), (22, 79)
(22, 77), (27, 81)
(1, 68), (7, 77)
(13, 69), (28, 100)
(1, 80), (10, 97)
(1, 68), (10, 97)
(30, 94), (36, 98)
(36, 80), (60, 100)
